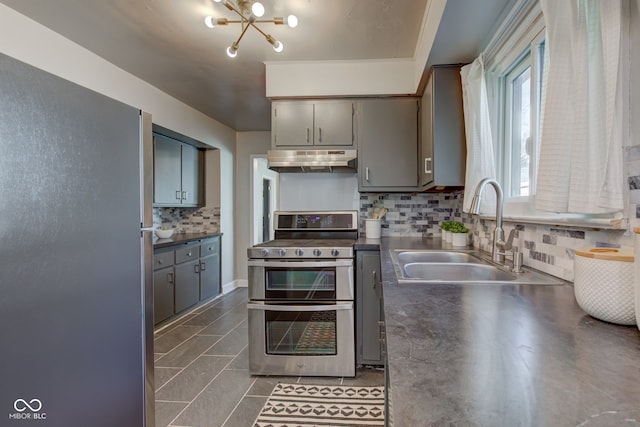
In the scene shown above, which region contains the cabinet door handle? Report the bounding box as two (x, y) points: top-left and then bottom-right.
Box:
(306, 128), (310, 143)
(195, 264), (200, 273)
(365, 167), (370, 181)
(372, 270), (376, 289)
(182, 190), (188, 200)
(200, 261), (206, 271)
(167, 272), (174, 284)
(318, 127), (322, 142)
(424, 157), (432, 174)
(175, 190), (181, 200)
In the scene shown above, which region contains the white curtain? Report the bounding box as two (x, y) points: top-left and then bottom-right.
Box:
(536, 0), (625, 214)
(461, 55), (497, 213)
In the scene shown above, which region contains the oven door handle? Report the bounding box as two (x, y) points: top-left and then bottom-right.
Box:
(247, 302), (353, 312)
(247, 260), (353, 268)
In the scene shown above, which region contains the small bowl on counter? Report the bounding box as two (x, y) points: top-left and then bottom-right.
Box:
(155, 228), (174, 239)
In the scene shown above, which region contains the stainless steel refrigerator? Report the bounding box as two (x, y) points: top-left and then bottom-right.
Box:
(0, 53), (155, 426)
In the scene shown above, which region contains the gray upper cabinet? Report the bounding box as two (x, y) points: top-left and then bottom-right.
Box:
(358, 98), (419, 191)
(420, 66), (466, 189)
(272, 100), (354, 148)
(153, 133), (204, 207)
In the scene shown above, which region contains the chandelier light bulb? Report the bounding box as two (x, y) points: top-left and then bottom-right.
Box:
(226, 45), (238, 57)
(207, 0), (297, 58)
(251, 2), (265, 18)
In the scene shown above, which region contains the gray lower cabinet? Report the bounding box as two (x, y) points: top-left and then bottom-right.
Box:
(153, 248), (175, 325)
(358, 98), (420, 191)
(174, 244), (201, 313)
(356, 249), (384, 365)
(199, 237), (221, 300)
(152, 236), (222, 325)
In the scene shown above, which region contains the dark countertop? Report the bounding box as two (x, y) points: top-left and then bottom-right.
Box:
(377, 237), (640, 427)
(153, 231), (222, 248)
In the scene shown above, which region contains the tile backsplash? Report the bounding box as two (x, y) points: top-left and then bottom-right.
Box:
(153, 206), (220, 234)
(359, 191), (633, 282)
(359, 191), (470, 237)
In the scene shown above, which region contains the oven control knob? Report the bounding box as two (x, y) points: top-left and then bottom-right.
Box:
(260, 249), (270, 257)
(295, 249), (304, 257)
(278, 249), (287, 257)
(313, 249), (322, 257)
(331, 249), (340, 257)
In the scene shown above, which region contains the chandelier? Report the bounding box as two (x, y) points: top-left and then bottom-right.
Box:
(205, 0), (298, 58)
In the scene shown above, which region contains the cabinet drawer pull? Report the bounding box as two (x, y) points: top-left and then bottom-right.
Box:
(167, 272), (174, 284)
(187, 252), (192, 257)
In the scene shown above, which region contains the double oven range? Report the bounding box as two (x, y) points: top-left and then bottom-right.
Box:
(247, 211), (358, 377)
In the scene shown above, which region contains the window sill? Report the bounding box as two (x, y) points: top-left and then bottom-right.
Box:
(477, 212), (626, 230)
(476, 199), (627, 230)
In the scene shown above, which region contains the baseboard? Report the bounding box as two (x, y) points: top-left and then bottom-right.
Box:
(222, 279), (247, 294)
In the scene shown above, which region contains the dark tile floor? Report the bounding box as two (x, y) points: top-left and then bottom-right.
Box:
(153, 287), (384, 427)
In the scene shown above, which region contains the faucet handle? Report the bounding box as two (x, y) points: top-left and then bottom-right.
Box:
(498, 229), (517, 251)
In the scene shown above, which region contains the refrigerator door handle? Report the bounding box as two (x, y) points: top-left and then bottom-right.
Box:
(140, 111), (154, 228)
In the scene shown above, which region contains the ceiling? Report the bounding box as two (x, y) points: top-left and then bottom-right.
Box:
(1, 0), (513, 131)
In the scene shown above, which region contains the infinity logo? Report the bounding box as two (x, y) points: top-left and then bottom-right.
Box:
(13, 399), (42, 412)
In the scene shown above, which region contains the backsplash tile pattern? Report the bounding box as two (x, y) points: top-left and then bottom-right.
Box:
(153, 206), (220, 234)
(360, 191), (633, 282)
(359, 191), (470, 237)
(472, 218), (632, 281)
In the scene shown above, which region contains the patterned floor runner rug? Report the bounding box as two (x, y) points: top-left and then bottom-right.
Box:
(254, 383), (385, 427)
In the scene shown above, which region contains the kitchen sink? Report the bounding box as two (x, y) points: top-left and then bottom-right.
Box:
(397, 250), (484, 264)
(391, 249), (564, 285)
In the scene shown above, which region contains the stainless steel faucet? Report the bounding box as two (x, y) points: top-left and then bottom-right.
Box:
(469, 178), (505, 263)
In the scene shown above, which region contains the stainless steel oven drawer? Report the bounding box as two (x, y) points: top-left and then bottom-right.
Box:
(247, 301), (355, 377)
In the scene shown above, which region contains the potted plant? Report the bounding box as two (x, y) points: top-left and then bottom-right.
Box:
(449, 221), (469, 247)
(440, 221), (453, 243)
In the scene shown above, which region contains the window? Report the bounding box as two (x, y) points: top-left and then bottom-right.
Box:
(499, 34), (546, 199)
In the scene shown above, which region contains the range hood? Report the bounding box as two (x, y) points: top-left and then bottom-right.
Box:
(267, 149), (357, 173)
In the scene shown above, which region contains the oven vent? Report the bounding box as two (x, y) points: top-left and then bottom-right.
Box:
(267, 149), (357, 173)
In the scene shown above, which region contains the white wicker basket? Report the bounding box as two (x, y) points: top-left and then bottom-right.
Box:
(574, 247), (636, 325)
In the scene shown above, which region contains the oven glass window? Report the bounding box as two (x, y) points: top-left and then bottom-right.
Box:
(265, 268), (336, 300)
(265, 308), (337, 356)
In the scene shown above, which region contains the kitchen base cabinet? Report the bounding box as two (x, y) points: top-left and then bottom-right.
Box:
(153, 235), (222, 325)
(356, 250), (384, 366)
(174, 258), (200, 313)
(153, 253), (175, 325)
(199, 237), (221, 300)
